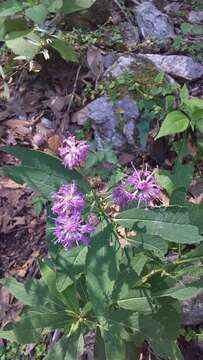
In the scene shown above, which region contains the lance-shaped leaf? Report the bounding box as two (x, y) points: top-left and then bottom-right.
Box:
(116, 206), (202, 244)
(2, 146), (89, 198)
(86, 225), (118, 314)
(45, 332), (84, 360)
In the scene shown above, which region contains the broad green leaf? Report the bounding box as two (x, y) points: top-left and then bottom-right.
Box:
(103, 330), (126, 360)
(117, 289), (155, 313)
(51, 38), (77, 63)
(106, 309), (140, 334)
(184, 97), (203, 111)
(151, 338), (183, 360)
(12, 319), (41, 344)
(42, 0), (63, 12)
(56, 246), (87, 292)
(0, 277), (49, 306)
(116, 206), (202, 244)
(188, 203), (203, 232)
(154, 276), (203, 300)
(45, 332), (84, 360)
(0, 329), (17, 342)
(181, 22), (203, 35)
(0, 0), (22, 17)
(4, 17), (29, 33)
(25, 4), (48, 24)
(18, 307), (69, 329)
(180, 84), (189, 103)
(86, 225), (118, 314)
(2, 146), (89, 198)
(155, 170), (174, 196)
(156, 111), (189, 139)
(197, 118), (203, 133)
(6, 32), (41, 59)
(128, 234), (168, 258)
(60, 0), (96, 14)
(131, 252), (148, 276)
(94, 329), (107, 360)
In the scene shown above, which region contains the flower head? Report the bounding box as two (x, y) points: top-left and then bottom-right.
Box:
(59, 135), (90, 169)
(54, 214), (96, 249)
(127, 166), (160, 206)
(112, 165), (160, 207)
(51, 183), (85, 216)
(112, 184), (133, 206)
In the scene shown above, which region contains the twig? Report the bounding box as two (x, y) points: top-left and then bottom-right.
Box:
(60, 63), (82, 134)
(113, 0), (134, 25)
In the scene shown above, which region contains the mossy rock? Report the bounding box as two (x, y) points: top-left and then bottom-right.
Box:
(104, 56), (168, 101)
(63, 0), (112, 30)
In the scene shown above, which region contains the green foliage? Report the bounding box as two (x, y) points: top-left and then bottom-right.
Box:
(1, 145), (203, 360)
(0, 0), (96, 61)
(156, 85), (203, 139)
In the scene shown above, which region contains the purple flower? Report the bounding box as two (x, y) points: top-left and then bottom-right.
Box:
(112, 184), (133, 206)
(54, 215), (93, 249)
(112, 165), (160, 207)
(127, 167), (160, 206)
(51, 183), (85, 216)
(59, 135), (90, 169)
(52, 182), (98, 250)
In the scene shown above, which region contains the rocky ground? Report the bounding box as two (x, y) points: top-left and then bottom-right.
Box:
(0, 0), (203, 358)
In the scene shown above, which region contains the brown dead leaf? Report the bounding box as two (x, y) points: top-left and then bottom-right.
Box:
(47, 134), (61, 154)
(71, 107), (89, 125)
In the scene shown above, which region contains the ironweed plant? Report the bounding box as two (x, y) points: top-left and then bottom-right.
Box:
(0, 131), (203, 360)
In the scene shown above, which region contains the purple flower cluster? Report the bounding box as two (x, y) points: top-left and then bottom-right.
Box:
(52, 183), (98, 249)
(113, 165), (160, 207)
(59, 135), (90, 169)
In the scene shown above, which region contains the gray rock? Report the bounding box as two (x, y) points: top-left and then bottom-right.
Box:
(102, 53), (117, 70)
(188, 10), (203, 24)
(103, 55), (135, 80)
(182, 292), (203, 325)
(135, 1), (175, 40)
(140, 54), (203, 80)
(119, 22), (140, 48)
(85, 95), (140, 150)
(164, 2), (181, 15)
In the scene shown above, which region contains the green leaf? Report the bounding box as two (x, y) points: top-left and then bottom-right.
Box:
(180, 84), (189, 103)
(43, 0), (63, 12)
(106, 309), (140, 334)
(131, 252), (148, 276)
(60, 0), (96, 14)
(86, 225), (118, 314)
(56, 246), (87, 292)
(2, 146), (89, 198)
(45, 332), (84, 360)
(197, 118), (203, 133)
(128, 234), (168, 258)
(12, 320), (41, 344)
(156, 111), (189, 139)
(18, 306), (69, 329)
(181, 22), (203, 35)
(154, 276), (203, 300)
(0, 0), (22, 17)
(51, 38), (77, 63)
(25, 4), (48, 24)
(6, 32), (41, 59)
(116, 206), (202, 244)
(151, 339), (183, 360)
(117, 289), (155, 313)
(0, 277), (49, 306)
(103, 330), (126, 360)
(0, 329), (18, 342)
(155, 170), (175, 196)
